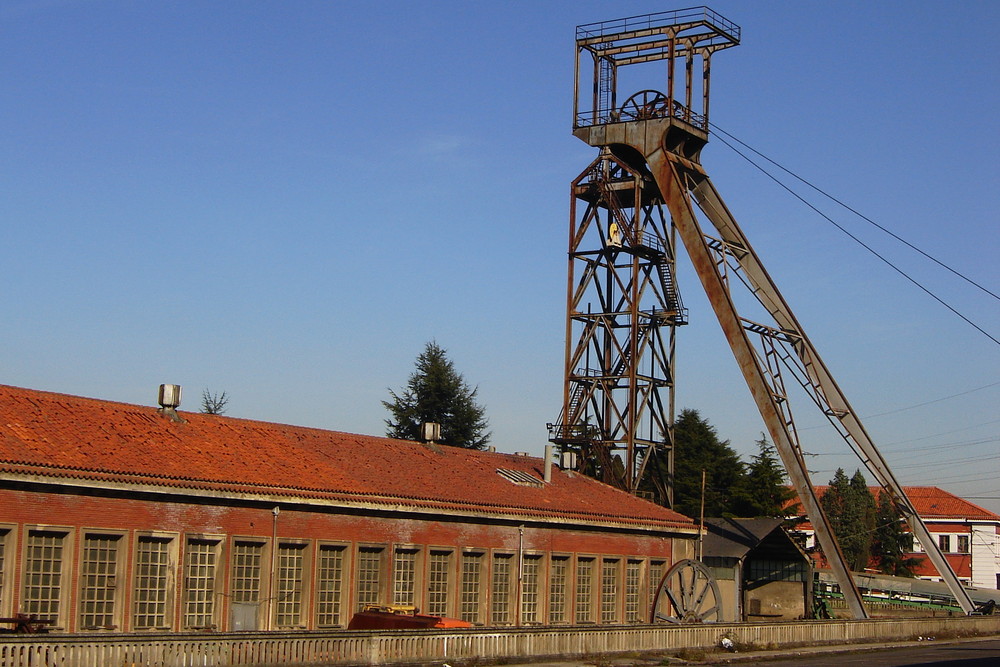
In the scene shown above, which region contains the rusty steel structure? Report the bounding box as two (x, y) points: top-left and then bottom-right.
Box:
(547, 143), (686, 503)
(553, 6), (976, 619)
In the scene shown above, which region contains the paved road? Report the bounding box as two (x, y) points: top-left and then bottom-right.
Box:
(705, 637), (1000, 666)
(498, 636), (1000, 667)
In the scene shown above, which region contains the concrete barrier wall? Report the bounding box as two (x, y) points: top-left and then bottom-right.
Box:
(1, 615), (998, 666)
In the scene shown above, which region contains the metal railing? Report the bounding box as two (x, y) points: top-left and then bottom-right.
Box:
(575, 102), (707, 131)
(576, 6), (740, 44)
(1, 616), (998, 666)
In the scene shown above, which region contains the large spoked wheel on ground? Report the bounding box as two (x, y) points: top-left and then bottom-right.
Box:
(619, 89), (669, 120)
(650, 559), (722, 623)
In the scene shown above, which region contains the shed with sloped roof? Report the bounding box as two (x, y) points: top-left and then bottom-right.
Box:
(702, 517), (812, 622)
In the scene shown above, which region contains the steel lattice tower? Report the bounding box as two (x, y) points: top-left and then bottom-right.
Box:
(552, 7), (976, 619)
(548, 142), (686, 504)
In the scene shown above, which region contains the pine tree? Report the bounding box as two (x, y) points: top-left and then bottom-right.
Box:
(669, 409), (746, 518)
(383, 341), (491, 450)
(200, 389), (229, 415)
(820, 468), (876, 571)
(731, 436), (797, 518)
(871, 491), (920, 576)
(848, 469), (877, 570)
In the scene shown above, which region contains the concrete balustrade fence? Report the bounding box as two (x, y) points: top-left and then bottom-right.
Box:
(1, 615), (998, 666)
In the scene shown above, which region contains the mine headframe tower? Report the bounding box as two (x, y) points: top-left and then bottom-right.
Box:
(552, 6), (976, 619)
(546, 141), (687, 504)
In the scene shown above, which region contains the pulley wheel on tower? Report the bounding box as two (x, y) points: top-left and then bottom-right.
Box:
(619, 90), (669, 121)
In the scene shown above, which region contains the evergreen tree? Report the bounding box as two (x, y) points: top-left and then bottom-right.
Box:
(731, 436), (797, 517)
(819, 468), (851, 564)
(383, 341), (491, 450)
(669, 409), (746, 518)
(871, 491), (920, 577)
(820, 468), (876, 571)
(849, 469), (877, 569)
(200, 389), (229, 415)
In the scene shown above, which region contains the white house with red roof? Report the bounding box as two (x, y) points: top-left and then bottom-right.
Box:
(791, 486), (1000, 590)
(903, 486), (1000, 590)
(0, 383), (698, 633)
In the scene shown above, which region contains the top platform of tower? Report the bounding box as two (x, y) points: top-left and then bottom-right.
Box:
(575, 7), (740, 60)
(573, 7), (741, 141)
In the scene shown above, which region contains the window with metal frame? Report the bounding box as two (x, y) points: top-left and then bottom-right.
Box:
(0, 529), (5, 614)
(79, 534), (120, 630)
(521, 554), (542, 624)
(316, 545), (345, 627)
(231, 540), (264, 604)
(600, 558), (620, 623)
(393, 548), (419, 606)
(548, 556), (569, 623)
(460, 552), (483, 623)
(183, 538), (219, 629)
(275, 543), (307, 627)
(427, 550), (451, 617)
(23, 530), (67, 624)
(745, 558), (807, 585)
(356, 546), (383, 609)
(575, 557), (595, 623)
(647, 559), (666, 620)
(624, 560), (642, 623)
(490, 553), (513, 625)
(133, 536), (172, 629)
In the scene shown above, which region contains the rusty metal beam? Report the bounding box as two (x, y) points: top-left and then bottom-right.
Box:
(687, 176), (976, 615)
(645, 152), (867, 619)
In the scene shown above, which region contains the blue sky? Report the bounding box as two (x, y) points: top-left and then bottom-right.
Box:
(3, 1), (998, 512)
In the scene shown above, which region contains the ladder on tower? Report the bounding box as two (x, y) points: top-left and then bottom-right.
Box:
(655, 259), (687, 325)
(550, 380), (593, 445)
(610, 341), (633, 378)
(598, 52), (614, 122)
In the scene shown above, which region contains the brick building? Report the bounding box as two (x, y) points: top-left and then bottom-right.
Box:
(792, 486), (1000, 590)
(0, 384), (696, 633)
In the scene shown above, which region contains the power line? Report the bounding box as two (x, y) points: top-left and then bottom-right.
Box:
(807, 434), (999, 457)
(709, 126), (1000, 347)
(881, 432), (1000, 452)
(864, 382), (1000, 419)
(891, 453), (1000, 470)
(798, 397), (1000, 434)
(709, 122), (1000, 302)
(910, 472), (1000, 485)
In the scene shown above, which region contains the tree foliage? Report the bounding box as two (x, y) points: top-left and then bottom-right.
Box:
(871, 491), (920, 577)
(820, 468), (876, 571)
(670, 409), (746, 518)
(731, 436), (797, 518)
(383, 341), (491, 450)
(639, 412), (797, 519)
(200, 389), (229, 415)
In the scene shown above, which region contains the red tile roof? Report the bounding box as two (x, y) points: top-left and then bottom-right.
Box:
(0, 384), (692, 530)
(894, 486), (1000, 522)
(789, 486), (1000, 523)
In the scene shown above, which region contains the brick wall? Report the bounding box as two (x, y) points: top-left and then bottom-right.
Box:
(0, 483), (686, 633)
